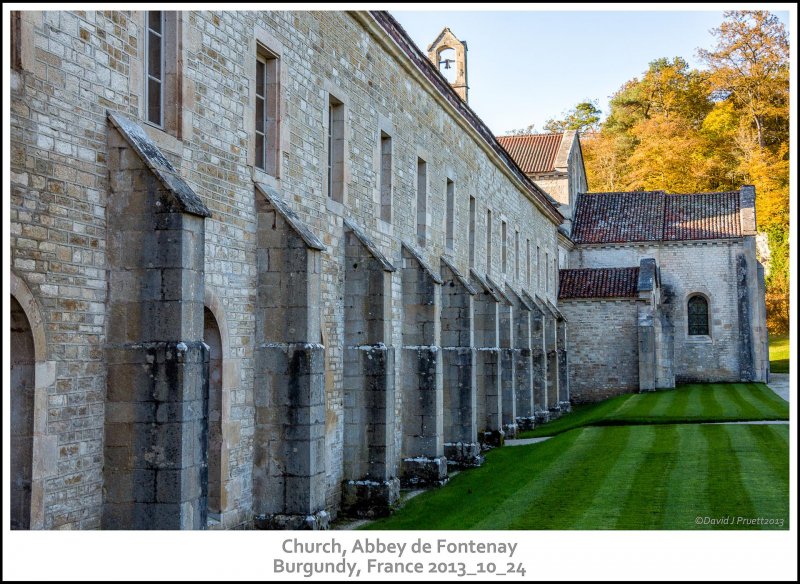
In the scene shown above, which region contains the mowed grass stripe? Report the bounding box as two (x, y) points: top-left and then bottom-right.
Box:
(646, 388), (680, 418)
(518, 383), (788, 439)
(745, 382), (789, 411)
(699, 385), (724, 419)
(572, 426), (654, 529)
(608, 391), (659, 420)
(727, 425), (789, 529)
(614, 425), (678, 529)
(363, 430), (583, 530)
(662, 424), (711, 529)
(723, 383), (766, 419)
(702, 425), (757, 528)
(503, 427), (633, 529)
(520, 394), (633, 438)
(470, 427), (624, 529)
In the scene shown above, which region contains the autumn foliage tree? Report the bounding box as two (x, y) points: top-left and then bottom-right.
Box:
(581, 11), (789, 332)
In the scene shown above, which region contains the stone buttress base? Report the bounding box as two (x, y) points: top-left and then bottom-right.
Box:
(444, 442), (484, 468)
(400, 457), (448, 487)
(341, 478), (401, 518)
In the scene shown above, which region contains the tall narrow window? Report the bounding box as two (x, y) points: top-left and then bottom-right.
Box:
(445, 179), (455, 252)
(468, 196), (476, 268)
(486, 209), (492, 274)
(380, 132), (392, 223)
(536, 246), (541, 291)
(11, 11), (21, 70)
(416, 159), (427, 245)
(553, 257), (558, 298)
(146, 11), (165, 126)
(255, 48), (279, 175)
(545, 252), (550, 293)
(515, 230), (520, 280)
(526, 238), (531, 287)
(501, 221), (508, 275)
(327, 96), (344, 202)
(255, 57), (267, 170)
(687, 295), (710, 336)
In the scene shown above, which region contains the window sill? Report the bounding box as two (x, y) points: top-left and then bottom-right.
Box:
(252, 167), (280, 189)
(376, 219), (393, 237)
(326, 197), (345, 216)
(142, 123), (183, 158)
(686, 335), (713, 343)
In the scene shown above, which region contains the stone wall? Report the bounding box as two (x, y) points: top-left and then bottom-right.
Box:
(10, 10), (563, 528)
(558, 299), (641, 403)
(570, 240), (764, 383)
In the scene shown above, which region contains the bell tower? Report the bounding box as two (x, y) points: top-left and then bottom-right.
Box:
(427, 27), (469, 102)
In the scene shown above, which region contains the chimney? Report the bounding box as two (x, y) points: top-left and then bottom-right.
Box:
(739, 185), (757, 235)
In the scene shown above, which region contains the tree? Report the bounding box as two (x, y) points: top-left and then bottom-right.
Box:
(604, 57), (711, 134)
(698, 11), (789, 148)
(580, 11), (789, 332)
(504, 123), (537, 136)
(543, 100), (602, 133)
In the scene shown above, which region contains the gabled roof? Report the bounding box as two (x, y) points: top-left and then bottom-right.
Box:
(559, 267), (640, 300)
(571, 190), (742, 244)
(495, 133), (563, 174)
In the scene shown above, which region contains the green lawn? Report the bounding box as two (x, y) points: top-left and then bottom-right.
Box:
(364, 383), (789, 530)
(365, 424), (788, 530)
(518, 383), (788, 439)
(770, 334), (790, 373)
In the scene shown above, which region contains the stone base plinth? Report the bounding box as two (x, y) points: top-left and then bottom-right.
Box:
(502, 423), (519, 439)
(254, 509), (330, 530)
(479, 429), (505, 449)
(400, 457), (448, 487)
(516, 416), (536, 431)
(444, 442), (484, 468)
(558, 401), (572, 414)
(534, 410), (550, 425)
(341, 478), (400, 518)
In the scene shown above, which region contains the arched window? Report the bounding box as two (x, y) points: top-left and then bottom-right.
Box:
(11, 295), (35, 529)
(203, 307), (223, 518)
(687, 295), (709, 336)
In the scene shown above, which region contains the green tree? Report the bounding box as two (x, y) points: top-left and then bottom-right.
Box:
(543, 100), (602, 133)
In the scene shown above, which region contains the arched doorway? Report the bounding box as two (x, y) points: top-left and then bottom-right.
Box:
(11, 295), (35, 529)
(203, 307), (223, 517)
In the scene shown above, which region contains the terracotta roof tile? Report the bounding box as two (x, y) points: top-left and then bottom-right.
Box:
(495, 133), (563, 174)
(663, 191), (741, 241)
(559, 267), (640, 299)
(572, 191), (742, 244)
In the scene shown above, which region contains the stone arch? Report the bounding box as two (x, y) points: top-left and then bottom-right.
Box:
(11, 295), (34, 529)
(10, 271), (56, 530)
(203, 286), (234, 520)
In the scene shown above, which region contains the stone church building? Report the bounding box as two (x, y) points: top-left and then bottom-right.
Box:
(8, 10), (767, 530)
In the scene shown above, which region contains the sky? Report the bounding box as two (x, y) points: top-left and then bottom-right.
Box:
(391, 7), (791, 136)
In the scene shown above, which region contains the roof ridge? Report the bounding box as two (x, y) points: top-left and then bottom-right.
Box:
(496, 132), (564, 139)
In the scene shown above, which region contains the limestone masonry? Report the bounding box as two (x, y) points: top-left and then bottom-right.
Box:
(9, 10), (767, 530)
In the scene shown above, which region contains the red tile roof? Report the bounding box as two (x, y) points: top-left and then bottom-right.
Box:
(559, 267), (640, 300)
(495, 133), (563, 174)
(572, 191), (742, 244)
